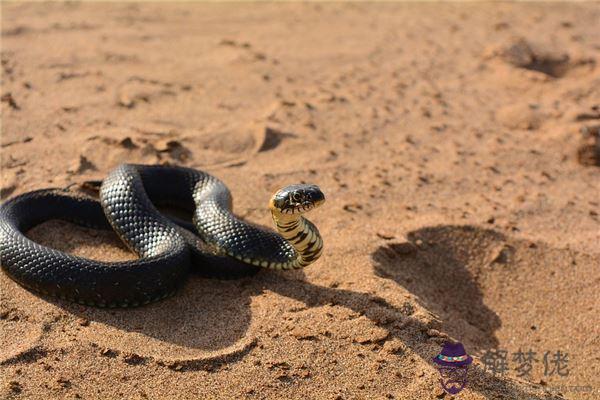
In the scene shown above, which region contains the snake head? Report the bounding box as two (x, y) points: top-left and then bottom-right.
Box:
(270, 184), (325, 215)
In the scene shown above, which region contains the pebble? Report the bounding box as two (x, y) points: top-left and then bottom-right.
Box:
(376, 231), (395, 240)
(491, 245), (513, 264)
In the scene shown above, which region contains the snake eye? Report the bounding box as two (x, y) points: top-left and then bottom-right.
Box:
(271, 184), (324, 214)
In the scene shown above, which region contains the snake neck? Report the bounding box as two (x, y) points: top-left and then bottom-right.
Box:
(272, 213), (323, 269)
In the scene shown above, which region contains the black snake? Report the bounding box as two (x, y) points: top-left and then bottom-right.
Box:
(0, 164), (325, 307)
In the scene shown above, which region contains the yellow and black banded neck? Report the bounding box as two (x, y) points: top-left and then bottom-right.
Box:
(272, 213), (323, 269)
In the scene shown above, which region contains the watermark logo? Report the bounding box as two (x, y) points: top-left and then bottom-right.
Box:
(432, 341), (473, 395)
(481, 348), (569, 378)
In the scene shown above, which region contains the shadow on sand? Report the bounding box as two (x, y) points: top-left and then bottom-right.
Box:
(36, 223), (557, 398)
(372, 225), (503, 351)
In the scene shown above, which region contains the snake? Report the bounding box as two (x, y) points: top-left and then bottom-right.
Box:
(0, 164), (325, 307)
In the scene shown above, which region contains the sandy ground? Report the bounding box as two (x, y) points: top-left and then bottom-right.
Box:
(1, 2), (599, 399)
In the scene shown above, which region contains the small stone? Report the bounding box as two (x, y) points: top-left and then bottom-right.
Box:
(377, 231), (395, 240)
(491, 245), (514, 264)
(77, 318), (89, 327)
(342, 203), (362, 213)
(100, 348), (118, 357)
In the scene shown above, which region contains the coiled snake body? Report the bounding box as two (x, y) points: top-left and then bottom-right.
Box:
(0, 164), (325, 307)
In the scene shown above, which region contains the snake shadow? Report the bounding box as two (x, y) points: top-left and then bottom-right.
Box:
(257, 224), (555, 399)
(28, 221), (557, 397)
(371, 225), (503, 351)
(27, 220), (257, 353)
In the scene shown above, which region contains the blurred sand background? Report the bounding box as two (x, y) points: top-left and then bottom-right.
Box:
(1, 2), (599, 399)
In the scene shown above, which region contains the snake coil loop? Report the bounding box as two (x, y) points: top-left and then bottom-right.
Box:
(0, 164), (325, 307)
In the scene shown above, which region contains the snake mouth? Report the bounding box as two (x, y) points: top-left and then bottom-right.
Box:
(270, 184), (325, 215)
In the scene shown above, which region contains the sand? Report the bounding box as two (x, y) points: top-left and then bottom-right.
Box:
(1, 2), (599, 399)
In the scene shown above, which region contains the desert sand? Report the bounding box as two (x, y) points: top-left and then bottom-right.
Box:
(1, 2), (599, 399)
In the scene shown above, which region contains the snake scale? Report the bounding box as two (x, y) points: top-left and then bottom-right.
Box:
(0, 164), (325, 307)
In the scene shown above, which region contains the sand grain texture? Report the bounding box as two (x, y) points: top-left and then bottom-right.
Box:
(1, 3), (599, 399)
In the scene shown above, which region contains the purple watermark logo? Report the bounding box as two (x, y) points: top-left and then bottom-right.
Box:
(432, 341), (473, 395)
